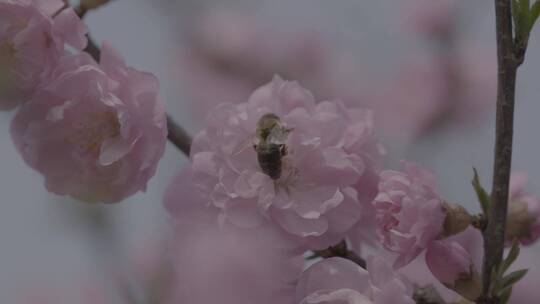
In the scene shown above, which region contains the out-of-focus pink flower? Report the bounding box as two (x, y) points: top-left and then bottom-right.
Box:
(425, 240), (481, 301)
(506, 172), (540, 246)
(401, 0), (458, 38)
(368, 51), (496, 140)
(14, 281), (109, 304)
(0, 1), (87, 110)
(295, 256), (414, 304)
(174, 6), (496, 142)
(164, 168), (303, 304)
(373, 161), (446, 268)
(11, 44), (167, 203)
(188, 76), (382, 249)
(173, 7), (333, 119)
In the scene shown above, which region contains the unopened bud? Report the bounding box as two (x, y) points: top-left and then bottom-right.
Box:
(506, 197), (540, 245)
(506, 173), (540, 246)
(442, 202), (471, 237)
(426, 240), (481, 301)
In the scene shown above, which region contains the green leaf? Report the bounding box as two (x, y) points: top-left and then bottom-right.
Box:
(524, 0), (531, 12)
(500, 239), (521, 276)
(499, 286), (513, 304)
(513, 0), (522, 26)
(501, 269), (529, 291)
(490, 266), (501, 295)
(513, 0), (533, 41)
(530, 1), (540, 32)
(472, 168), (490, 214)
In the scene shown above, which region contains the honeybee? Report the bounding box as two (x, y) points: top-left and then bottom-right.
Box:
(253, 113), (293, 180)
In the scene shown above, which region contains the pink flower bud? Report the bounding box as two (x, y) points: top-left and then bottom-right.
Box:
(506, 173), (540, 246)
(373, 161), (445, 268)
(425, 240), (481, 301)
(442, 201), (472, 237)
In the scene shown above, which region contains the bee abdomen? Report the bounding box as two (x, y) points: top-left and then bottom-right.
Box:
(256, 144), (282, 180)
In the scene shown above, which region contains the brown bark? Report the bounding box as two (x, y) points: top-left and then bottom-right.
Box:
(481, 0), (523, 301)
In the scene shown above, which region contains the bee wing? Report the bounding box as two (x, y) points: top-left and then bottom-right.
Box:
(267, 126), (293, 145)
(233, 133), (258, 156)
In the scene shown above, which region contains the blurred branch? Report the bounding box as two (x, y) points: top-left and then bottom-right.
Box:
(76, 0), (116, 18)
(83, 34), (101, 61)
(481, 0), (528, 302)
(70, 4), (193, 157)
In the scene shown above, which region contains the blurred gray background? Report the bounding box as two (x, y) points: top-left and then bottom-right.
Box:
(1, 0), (540, 302)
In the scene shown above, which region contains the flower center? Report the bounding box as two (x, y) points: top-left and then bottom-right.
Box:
(70, 111), (121, 157)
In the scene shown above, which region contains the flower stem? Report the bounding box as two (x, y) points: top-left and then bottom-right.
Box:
(481, 0), (526, 301)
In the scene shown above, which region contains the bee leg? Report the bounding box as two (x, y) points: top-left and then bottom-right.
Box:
(279, 144), (287, 156)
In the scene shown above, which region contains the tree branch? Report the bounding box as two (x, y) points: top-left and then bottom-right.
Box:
(481, 0), (524, 301)
(166, 113), (192, 156)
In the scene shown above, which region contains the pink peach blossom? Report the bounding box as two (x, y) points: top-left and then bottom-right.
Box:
(164, 168), (303, 304)
(401, 0), (458, 38)
(11, 44), (167, 203)
(373, 161), (445, 268)
(0, 1), (87, 110)
(14, 281), (109, 304)
(188, 76), (382, 249)
(506, 172), (540, 246)
(425, 240), (481, 300)
(400, 227), (483, 303)
(295, 256), (414, 304)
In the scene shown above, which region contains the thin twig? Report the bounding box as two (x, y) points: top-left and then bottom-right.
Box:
(75, 0), (116, 18)
(83, 34), (101, 61)
(166, 114), (192, 156)
(481, 0), (524, 301)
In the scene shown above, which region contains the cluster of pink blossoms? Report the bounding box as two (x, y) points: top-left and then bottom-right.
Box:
(5, 2), (540, 304)
(162, 70), (540, 302)
(1, 0), (167, 203)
